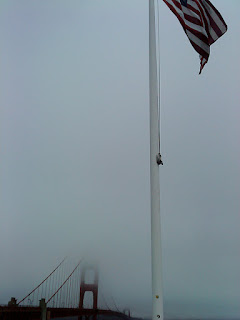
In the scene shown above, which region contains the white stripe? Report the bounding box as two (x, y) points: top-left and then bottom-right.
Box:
(186, 29), (210, 54)
(194, 0), (218, 41)
(167, 0), (209, 39)
(180, 0), (224, 40)
(182, 5), (202, 21)
(200, 0), (227, 33)
(165, 0), (226, 36)
(164, 0), (225, 49)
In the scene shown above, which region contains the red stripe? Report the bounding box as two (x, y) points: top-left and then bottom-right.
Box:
(163, 0), (192, 34)
(195, 0), (216, 44)
(171, 0), (209, 44)
(186, 27), (209, 46)
(183, 1), (214, 44)
(184, 13), (202, 26)
(207, 12), (224, 38)
(189, 38), (209, 60)
(172, 0), (204, 22)
(186, 3), (202, 17)
(204, 0), (228, 29)
(199, 0), (227, 38)
(163, 1), (209, 51)
(193, 0), (212, 40)
(171, 0), (183, 11)
(163, 0), (227, 72)
(164, 1), (209, 45)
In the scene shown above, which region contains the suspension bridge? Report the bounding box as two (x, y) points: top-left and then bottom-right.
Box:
(0, 258), (131, 320)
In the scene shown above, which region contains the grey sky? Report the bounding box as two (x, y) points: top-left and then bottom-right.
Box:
(0, 0), (239, 318)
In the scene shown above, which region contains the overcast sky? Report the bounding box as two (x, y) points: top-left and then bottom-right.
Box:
(0, 0), (239, 318)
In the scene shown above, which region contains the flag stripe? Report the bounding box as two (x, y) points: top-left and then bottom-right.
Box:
(164, 0), (209, 49)
(165, 4), (209, 60)
(183, 13), (202, 26)
(169, 0), (208, 43)
(186, 30), (209, 58)
(163, 0), (227, 73)
(192, 0), (217, 43)
(204, 0), (228, 30)
(200, 1), (225, 38)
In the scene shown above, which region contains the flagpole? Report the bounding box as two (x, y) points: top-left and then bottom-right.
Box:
(149, 1), (164, 320)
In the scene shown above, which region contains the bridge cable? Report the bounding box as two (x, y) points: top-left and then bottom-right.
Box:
(99, 289), (110, 310)
(18, 257), (67, 305)
(97, 280), (110, 310)
(98, 276), (121, 312)
(46, 259), (83, 304)
(110, 294), (120, 313)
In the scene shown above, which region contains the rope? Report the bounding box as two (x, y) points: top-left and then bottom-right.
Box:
(153, 0), (163, 167)
(17, 257), (67, 305)
(156, 0), (161, 155)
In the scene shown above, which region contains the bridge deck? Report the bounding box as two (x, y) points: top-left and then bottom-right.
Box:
(0, 306), (130, 320)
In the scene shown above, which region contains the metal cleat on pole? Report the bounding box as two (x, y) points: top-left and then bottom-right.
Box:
(156, 153), (163, 166)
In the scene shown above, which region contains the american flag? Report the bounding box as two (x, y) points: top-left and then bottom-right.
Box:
(162, 0), (228, 73)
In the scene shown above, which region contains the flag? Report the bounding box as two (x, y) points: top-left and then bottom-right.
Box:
(162, 0), (227, 73)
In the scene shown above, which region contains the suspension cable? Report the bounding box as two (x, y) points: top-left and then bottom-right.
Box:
(98, 285), (110, 310)
(110, 294), (120, 312)
(18, 257), (67, 305)
(46, 259), (83, 304)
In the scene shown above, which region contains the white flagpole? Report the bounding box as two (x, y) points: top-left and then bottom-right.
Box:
(149, 1), (164, 320)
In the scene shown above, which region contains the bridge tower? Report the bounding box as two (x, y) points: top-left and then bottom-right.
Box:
(79, 265), (98, 311)
(123, 308), (131, 318)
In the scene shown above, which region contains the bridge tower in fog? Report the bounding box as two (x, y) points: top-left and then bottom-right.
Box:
(2, 259), (132, 320)
(123, 309), (131, 318)
(79, 265), (99, 310)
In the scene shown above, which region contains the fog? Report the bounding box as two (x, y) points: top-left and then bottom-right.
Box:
(0, 1), (239, 318)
